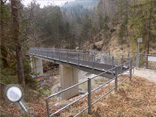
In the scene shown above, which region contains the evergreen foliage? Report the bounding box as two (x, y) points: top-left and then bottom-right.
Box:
(129, 0), (156, 53)
(117, 0), (130, 44)
(0, 1), (32, 85)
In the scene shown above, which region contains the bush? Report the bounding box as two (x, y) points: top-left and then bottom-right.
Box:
(0, 68), (18, 84)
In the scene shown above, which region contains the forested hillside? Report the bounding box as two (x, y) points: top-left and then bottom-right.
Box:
(1, 0), (156, 93)
(26, 0), (156, 53)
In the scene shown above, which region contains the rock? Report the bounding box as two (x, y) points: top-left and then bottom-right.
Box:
(90, 44), (96, 49)
(95, 40), (103, 51)
(76, 47), (79, 50)
(53, 101), (70, 109)
(52, 84), (61, 93)
(110, 28), (116, 33)
(79, 91), (86, 95)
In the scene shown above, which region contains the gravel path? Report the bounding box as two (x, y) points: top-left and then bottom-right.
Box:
(133, 68), (156, 83)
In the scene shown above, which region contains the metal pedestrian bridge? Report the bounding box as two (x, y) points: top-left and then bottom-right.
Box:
(29, 48), (129, 78)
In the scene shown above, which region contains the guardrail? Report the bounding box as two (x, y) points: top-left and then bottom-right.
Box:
(29, 48), (130, 72)
(45, 60), (133, 117)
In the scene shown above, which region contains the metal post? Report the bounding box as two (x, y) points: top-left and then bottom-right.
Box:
(138, 42), (140, 54)
(47, 50), (48, 57)
(51, 50), (53, 59)
(121, 56), (123, 72)
(40, 50), (42, 57)
(112, 56), (114, 74)
(46, 99), (50, 117)
(146, 54), (149, 69)
(37, 49), (38, 55)
(66, 50), (69, 63)
(129, 60), (132, 80)
(136, 53), (140, 68)
(88, 78), (92, 115)
(92, 53), (94, 70)
(54, 49), (56, 58)
(48, 50), (50, 58)
(34, 49), (36, 55)
(127, 53), (130, 67)
(83, 52), (84, 61)
(36, 49), (38, 55)
(78, 52), (80, 66)
(115, 67), (118, 92)
(103, 55), (105, 64)
(108, 51), (110, 64)
(59, 50), (60, 61)
(35, 49), (37, 55)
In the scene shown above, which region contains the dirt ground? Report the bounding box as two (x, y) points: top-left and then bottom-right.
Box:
(134, 68), (156, 84)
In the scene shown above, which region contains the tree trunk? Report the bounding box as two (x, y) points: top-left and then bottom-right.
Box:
(11, 0), (25, 85)
(146, 7), (152, 68)
(0, 0), (5, 44)
(0, 0), (5, 68)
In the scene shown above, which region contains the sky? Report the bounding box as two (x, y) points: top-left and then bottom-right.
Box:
(22, 0), (75, 7)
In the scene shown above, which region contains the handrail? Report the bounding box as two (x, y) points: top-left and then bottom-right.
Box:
(30, 47), (110, 54)
(29, 48), (131, 75)
(47, 80), (88, 99)
(50, 93), (88, 117)
(45, 60), (133, 117)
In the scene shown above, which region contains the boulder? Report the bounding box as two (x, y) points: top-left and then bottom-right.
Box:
(95, 40), (104, 51)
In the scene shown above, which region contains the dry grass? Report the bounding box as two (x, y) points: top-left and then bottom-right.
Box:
(89, 76), (156, 117)
(54, 75), (156, 117)
(1, 75), (156, 117)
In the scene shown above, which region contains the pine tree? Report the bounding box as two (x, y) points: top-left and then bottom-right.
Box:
(130, 0), (156, 51)
(117, 0), (130, 43)
(129, 0), (156, 67)
(80, 11), (92, 48)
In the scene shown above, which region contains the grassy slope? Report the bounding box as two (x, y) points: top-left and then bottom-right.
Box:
(1, 76), (156, 117)
(58, 75), (156, 117)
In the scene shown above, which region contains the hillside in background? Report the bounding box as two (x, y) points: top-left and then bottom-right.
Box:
(12, 0), (155, 54)
(63, 0), (99, 8)
(61, 0), (99, 24)
(84, 27), (156, 56)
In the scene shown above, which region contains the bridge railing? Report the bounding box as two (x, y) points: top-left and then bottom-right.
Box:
(45, 60), (133, 117)
(29, 48), (131, 72)
(29, 48), (110, 62)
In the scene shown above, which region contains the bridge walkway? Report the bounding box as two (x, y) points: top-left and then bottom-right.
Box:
(29, 48), (129, 78)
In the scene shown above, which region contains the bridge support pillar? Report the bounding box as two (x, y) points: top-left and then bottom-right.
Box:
(31, 57), (43, 76)
(60, 65), (79, 100)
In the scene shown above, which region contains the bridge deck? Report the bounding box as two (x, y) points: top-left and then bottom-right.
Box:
(29, 48), (129, 78)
